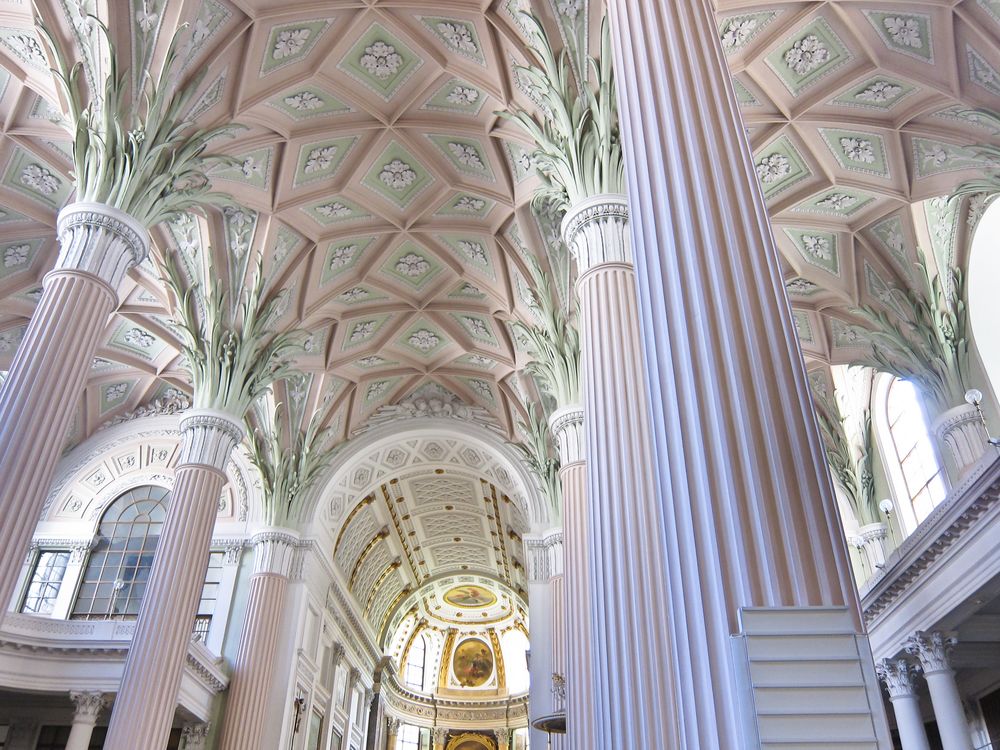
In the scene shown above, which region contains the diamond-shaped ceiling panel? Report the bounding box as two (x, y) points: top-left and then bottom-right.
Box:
(0, 0), (993, 449)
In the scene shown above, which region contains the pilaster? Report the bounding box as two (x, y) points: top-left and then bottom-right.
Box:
(385, 716), (400, 750)
(432, 727), (448, 750)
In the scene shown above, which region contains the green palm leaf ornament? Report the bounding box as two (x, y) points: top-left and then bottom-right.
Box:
(163, 251), (303, 417)
(38, 17), (239, 227)
(851, 257), (970, 417)
(247, 397), (340, 529)
(499, 12), (624, 213)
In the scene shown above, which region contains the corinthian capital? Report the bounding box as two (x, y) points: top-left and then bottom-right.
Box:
(69, 691), (108, 722)
(905, 631), (957, 675)
(875, 658), (921, 698)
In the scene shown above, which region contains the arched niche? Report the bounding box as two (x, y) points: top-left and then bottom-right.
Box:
(446, 734), (496, 750)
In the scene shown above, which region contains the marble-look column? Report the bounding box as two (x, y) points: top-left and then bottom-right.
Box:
(432, 727), (447, 750)
(181, 722), (211, 750)
(877, 659), (931, 750)
(562, 197), (680, 748)
(494, 727), (510, 750)
(385, 716), (400, 750)
(105, 410), (244, 750)
(0, 203), (148, 612)
(907, 632), (973, 750)
(547, 406), (589, 747)
(218, 529), (300, 750)
(66, 691), (108, 750)
(605, 0), (884, 745)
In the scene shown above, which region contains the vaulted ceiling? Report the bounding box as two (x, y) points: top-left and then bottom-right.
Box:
(0, 0), (994, 455)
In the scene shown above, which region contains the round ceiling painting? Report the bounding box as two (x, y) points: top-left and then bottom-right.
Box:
(453, 638), (494, 688)
(443, 585), (497, 609)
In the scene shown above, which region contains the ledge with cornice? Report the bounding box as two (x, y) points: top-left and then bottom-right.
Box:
(862, 453), (1000, 658)
(0, 613), (227, 719)
(380, 669), (529, 730)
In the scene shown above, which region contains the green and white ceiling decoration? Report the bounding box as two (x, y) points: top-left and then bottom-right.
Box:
(0, 0), (993, 451)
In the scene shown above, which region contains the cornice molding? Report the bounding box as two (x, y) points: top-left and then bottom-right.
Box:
(862, 456), (1000, 624)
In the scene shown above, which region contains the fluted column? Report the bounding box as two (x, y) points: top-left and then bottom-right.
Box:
(105, 410), (244, 750)
(0, 203), (148, 612)
(877, 659), (931, 750)
(218, 529), (300, 750)
(66, 691), (108, 750)
(385, 716), (400, 750)
(562, 197), (680, 748)
(547, 406), (590, 747)
(605, 1), (885, 745)
(932, 405), (991, 479)
(907, 632), (972, 750)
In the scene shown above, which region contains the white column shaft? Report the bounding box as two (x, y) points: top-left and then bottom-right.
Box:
(605, 0), (872, 744)
(65, 719), (98, 750)
(925, 671), (973, 750)
(889, 695), (932, 750)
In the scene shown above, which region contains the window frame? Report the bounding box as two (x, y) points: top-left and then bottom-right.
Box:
(403, 632), (428, 693)
(18, 548), (71, 616)
(874, 374), (949, 534)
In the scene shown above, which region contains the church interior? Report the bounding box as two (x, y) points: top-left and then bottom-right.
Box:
(0, 1), (998, 749)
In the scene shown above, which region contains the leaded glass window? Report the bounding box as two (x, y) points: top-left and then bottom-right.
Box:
(20, 550), (70, 615)
(71, 485), (169, 620)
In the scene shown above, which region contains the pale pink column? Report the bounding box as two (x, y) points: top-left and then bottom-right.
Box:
(217, 529), (300, 750)
(105, 410), (243, 750)
(0, 203), (148, 612)
(66, 691), (108, 750)
(547, 406), (591, 747)
(562, 199), (681, 748)
(606, 0), (879, 745)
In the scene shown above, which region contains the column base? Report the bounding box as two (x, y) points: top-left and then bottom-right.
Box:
(732, 607), (893, 749)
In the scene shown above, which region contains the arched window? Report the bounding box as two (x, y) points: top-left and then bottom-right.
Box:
(71, 485), (169, 620)
(403, 633), (428, 692)
(885, 378), (947, 525)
